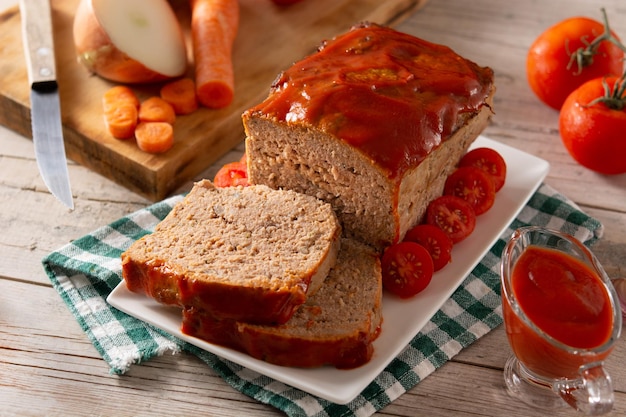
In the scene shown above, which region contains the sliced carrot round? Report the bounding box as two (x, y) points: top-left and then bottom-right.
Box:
(104, 102), (138, 139)
(160, 78), (199, 115)
(102, 85), (139, 113)
(139, 97), (176, 124)
(135, 122), (174, 153)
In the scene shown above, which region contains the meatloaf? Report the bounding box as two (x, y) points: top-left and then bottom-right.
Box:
(243, 23), (495, 249)
(182, 238), (383, 369)
(121, 179), (341, 325)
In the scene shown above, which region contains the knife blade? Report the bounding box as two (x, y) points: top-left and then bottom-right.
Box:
(20, 0), (73, 209)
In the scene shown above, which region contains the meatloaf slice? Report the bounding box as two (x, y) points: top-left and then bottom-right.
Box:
(243, 23), (495, 250)
(181, 238), (383, 369)
(121, 179), (341, 325)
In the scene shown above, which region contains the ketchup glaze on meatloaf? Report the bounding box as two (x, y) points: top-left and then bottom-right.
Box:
(247, 22), (494, 179)
(244, 23), (494, 249)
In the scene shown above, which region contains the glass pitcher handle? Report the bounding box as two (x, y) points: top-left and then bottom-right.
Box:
(553, 362), (614, 416)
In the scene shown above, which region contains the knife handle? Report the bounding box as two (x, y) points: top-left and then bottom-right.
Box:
(19, 0), (57, 86)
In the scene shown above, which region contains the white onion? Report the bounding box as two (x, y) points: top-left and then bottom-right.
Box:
(73, 0), (188, 84)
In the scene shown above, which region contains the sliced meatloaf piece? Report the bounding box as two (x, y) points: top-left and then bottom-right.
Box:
(121, 179), (341, 325)
(243, 23), (495, 250)
(181, 238), (383, 369)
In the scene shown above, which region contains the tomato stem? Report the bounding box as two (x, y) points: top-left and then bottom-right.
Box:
(566, 8), (626, 75)
(585, 70), (626, 111)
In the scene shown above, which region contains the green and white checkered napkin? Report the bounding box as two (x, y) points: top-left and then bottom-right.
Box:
(42, 183), (602, 417)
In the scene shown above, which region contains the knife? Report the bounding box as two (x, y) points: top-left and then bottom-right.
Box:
(20, 0), (73, 209)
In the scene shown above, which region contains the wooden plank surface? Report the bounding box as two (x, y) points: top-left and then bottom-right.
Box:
(1, 0), (626, 416)
(0, 0), (427, 201)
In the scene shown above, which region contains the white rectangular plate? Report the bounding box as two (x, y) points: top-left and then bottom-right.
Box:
(108, 135), (549, 404)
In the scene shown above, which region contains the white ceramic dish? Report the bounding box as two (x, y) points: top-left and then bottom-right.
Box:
(107, 135), (550, 404)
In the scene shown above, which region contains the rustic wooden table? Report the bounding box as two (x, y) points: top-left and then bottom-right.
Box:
(1, 0), (625, 416)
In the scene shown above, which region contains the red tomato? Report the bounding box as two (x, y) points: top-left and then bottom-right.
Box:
(426, 195), (476, 244)
(213, 161), (249, 187)
(443, 167), (496, 215)
(404, 224), (453, 271)
(527, 16), (624, 110)
(381, 242), (434, 298)
(559, 76), (626, 175)
(459, 147), (507, 192)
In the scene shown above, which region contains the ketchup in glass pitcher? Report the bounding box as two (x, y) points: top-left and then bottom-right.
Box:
(505, 245), (614, 379)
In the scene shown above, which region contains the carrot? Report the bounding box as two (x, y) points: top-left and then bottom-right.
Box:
(139, 97), (176, 124)
(102, 86), (139, 139)
(190, 0), (239, 109)
(102, 85), (139, 112)
(160, 78), (199, 115)
(135, 122), (174, 153)
(103, 102), (138, 139)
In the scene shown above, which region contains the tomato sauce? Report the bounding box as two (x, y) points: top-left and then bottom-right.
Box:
(247, 23), (494, 179)
(503, 245), (614, 378)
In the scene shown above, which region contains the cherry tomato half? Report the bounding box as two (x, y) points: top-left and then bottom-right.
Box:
(213, 161), (249, 187)
(444, 166), (496, 215)
(404, 224), (453, 272)
(426, 195), (476, 244)
(527, 16), (624, 110)
(459, 147), (507, 192)
(559, 76), (626, 175)
(381, 242), (434, 298)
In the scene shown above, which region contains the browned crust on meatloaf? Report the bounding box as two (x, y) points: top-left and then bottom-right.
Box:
(181, 238), (383, 369)
(121, 180), (341, 325)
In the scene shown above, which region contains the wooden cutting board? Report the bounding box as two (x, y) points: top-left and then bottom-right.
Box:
(0, 0), (427, 201)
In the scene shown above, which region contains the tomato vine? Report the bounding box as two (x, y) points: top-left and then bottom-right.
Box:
(586, 69), (626, 111)
(566, 9), (626, 75)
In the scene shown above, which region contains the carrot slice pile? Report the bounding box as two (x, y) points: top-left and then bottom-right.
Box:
(190, 0), (239, 109)
(160, 78), (199, 115)
(139, 97), (176, 124)
(135, 122), (175, 154)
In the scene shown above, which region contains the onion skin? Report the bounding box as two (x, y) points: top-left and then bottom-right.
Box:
(73, 0), (183, 84)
